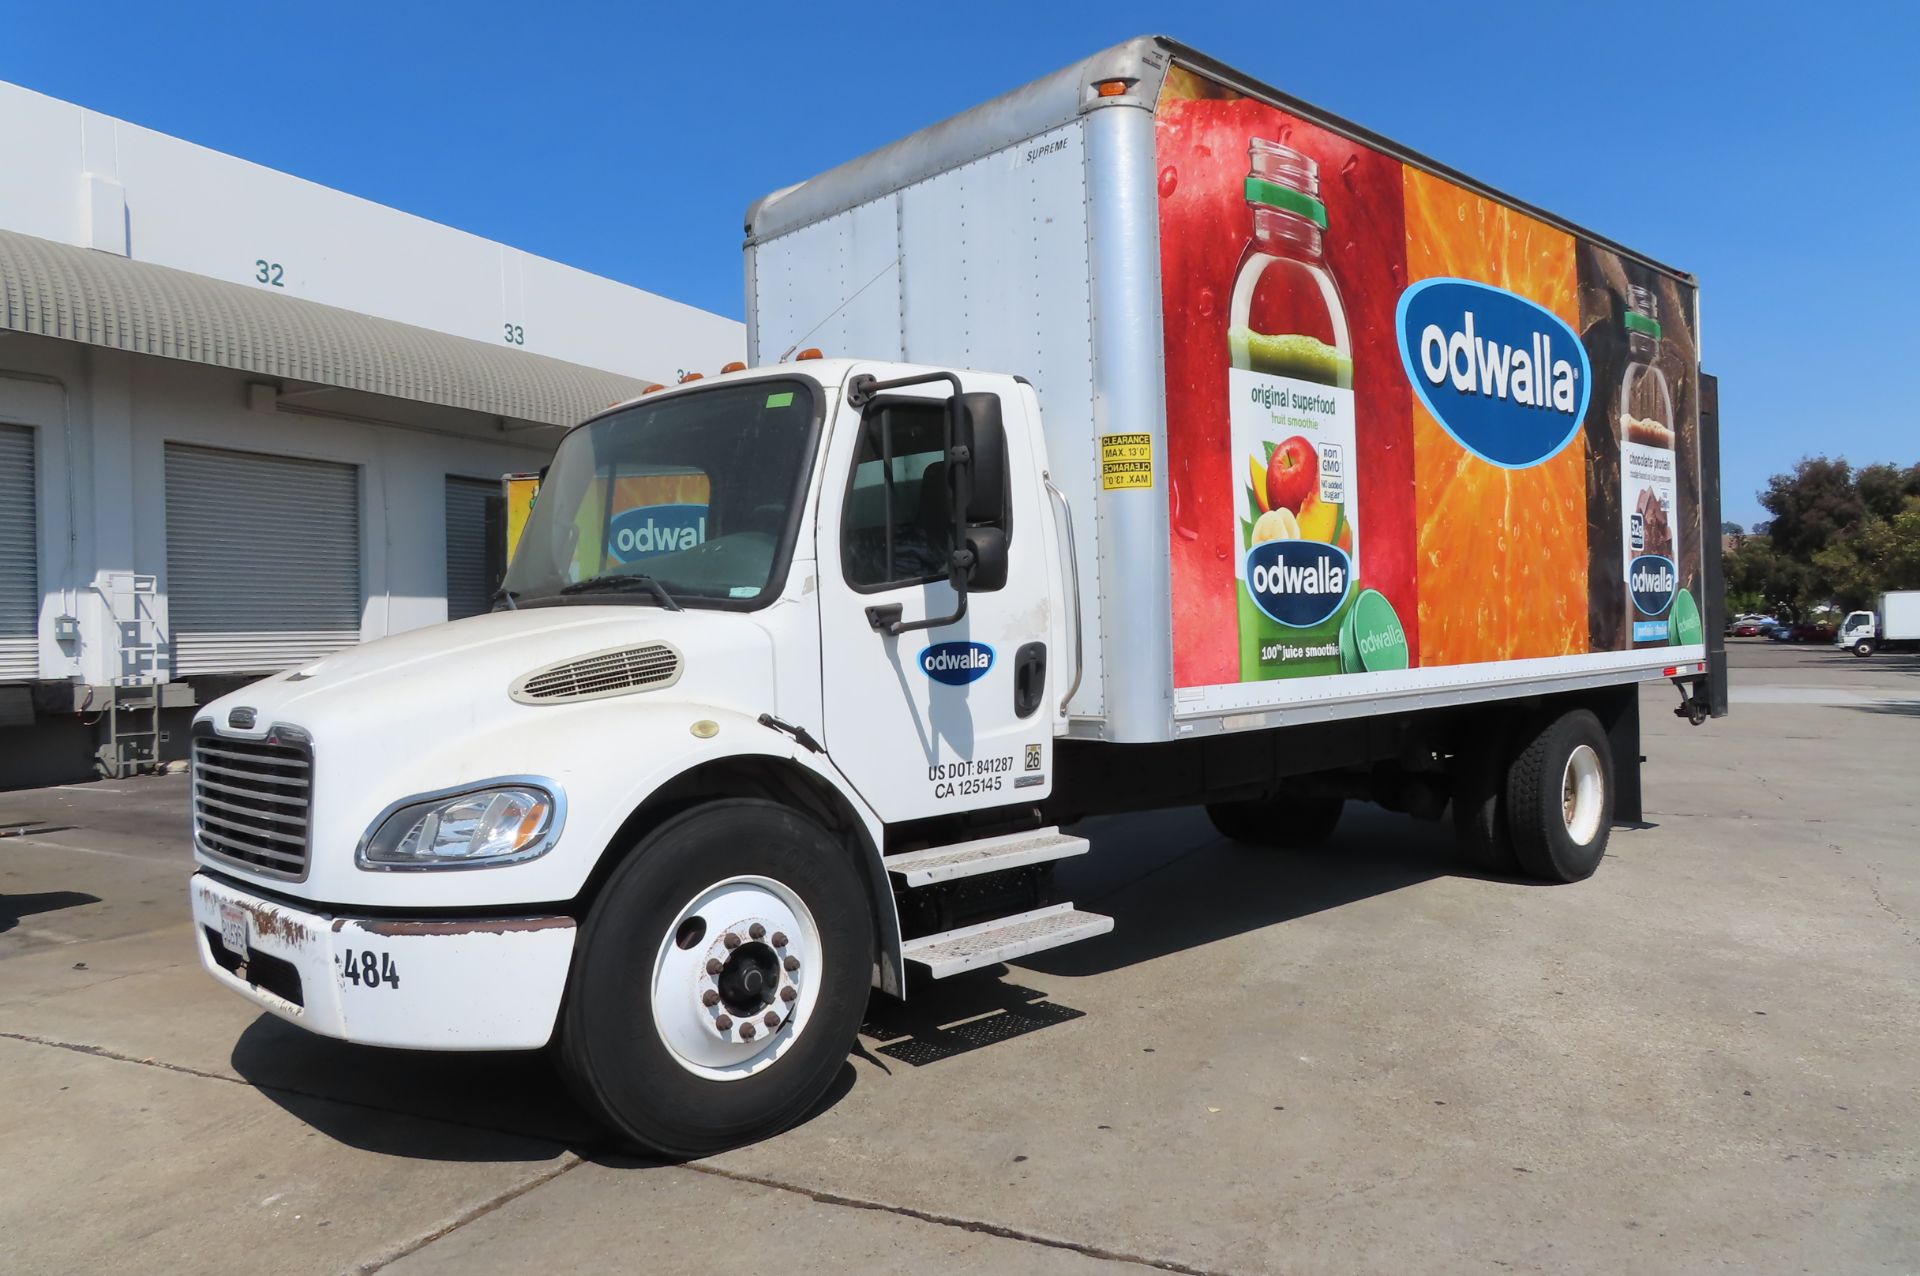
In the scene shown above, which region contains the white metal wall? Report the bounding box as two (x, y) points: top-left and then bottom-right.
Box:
(749, 120), (1105, 715)
(164, 443), (362, 675)
(0, 422), (36, 680)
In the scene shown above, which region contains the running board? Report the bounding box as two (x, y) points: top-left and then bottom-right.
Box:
(883, 827), (1089, 888)
(900, 903), (1113, 979)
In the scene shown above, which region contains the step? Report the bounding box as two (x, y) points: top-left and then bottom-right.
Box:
(900, 903), (1114, 979)
(883, 827), (1089, 888)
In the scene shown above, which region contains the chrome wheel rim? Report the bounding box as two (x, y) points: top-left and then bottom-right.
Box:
(1561, 744), (1604, 846)
(651, 875), (821, 1082)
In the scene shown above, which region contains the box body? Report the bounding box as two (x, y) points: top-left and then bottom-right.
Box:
(747, 37), (1709, 743)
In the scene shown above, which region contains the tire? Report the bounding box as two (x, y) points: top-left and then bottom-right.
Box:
(1450, 723), (1519, 873)
(1504, 708), (1613, 883)
(560, 800), (874, 1157)
(1853, 640), (1873, 658)
(1204, 793), (1344, 849)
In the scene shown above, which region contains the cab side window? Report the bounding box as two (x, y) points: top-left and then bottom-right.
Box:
(842, 402), (954, 590)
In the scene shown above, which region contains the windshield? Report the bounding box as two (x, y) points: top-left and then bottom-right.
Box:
(502, 378), (818, 609)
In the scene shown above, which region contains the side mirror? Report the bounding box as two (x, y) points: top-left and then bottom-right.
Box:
(956, 393), (1007, 526)
(965, 527), (1009, 591)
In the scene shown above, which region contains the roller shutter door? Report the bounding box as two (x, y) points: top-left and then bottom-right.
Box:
(165, 444), (361, 675)
(444, 476), (504, 621)
(0, 424), (37, 681)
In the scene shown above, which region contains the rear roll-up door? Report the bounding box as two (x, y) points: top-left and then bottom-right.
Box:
(0, 423), (37, 681)
(165, 444), (362, 675)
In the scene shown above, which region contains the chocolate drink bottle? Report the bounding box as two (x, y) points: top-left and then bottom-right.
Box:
(1617, 284), (1685, 648)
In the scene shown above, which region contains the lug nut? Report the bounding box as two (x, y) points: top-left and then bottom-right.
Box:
(702, 989), (720, 1007)
(764, 1011), (780, 1028)
(749, 923), (766, 940)
(771, 931), (788, 948)
(780, 986), (797, 1003)
(783, 955), (800, 972)
(740, 1022), (756, 1040)
(723, 932), (741, 950)
(705, 957), (724, 975)
(715, 1015), (733, 1032)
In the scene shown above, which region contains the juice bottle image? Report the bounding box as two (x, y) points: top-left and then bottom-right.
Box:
(1227, 140), (1363, 680)
(1617, 284), (1682, 646)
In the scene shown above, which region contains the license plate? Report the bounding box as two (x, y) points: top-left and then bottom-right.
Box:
(219, 903), (249, 959)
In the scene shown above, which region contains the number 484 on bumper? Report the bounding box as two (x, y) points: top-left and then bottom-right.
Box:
(338, 948), (400, 989)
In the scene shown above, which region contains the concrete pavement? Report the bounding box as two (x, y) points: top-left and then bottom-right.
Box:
(2, 641), (1916, 1273)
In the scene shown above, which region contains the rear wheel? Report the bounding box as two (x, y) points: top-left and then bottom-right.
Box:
(1504, 708), (1613, 883)
(1205, 794), (1345, 849)
(560, 800), (873, 1157)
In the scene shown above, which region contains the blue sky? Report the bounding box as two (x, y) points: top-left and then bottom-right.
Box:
(6, 1), (1915, 527)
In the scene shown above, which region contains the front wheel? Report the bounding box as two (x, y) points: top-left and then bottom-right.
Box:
(560, 800), (874, 1157)
(1504, 709), (1614, 883)
(1853, 639), (1873, 658)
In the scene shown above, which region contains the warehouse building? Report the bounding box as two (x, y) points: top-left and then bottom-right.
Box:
(0, 82), (744, 784)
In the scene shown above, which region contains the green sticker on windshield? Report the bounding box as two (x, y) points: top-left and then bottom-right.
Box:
(765, 391), (794, 408)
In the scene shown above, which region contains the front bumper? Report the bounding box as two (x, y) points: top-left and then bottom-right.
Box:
(189, 873), (576, 1050)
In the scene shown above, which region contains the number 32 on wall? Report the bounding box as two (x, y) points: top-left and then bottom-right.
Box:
(253, 259), (285, 287)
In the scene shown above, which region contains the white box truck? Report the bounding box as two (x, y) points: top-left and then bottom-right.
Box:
(1837, 590), (1920, 656)
(189, 37), (1724, 1154)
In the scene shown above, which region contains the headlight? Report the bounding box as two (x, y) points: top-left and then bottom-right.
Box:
(358, 783), (561, 870)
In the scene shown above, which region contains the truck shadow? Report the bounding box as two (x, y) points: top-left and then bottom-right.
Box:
(1020, 804), (1532, 977)
(226, 1017), (858, 1163)
(224, 803), (1561, 1160)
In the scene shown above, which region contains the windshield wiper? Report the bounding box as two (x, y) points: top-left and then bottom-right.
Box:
(491, 586), (519, 611)
(557, 573), (684, 611)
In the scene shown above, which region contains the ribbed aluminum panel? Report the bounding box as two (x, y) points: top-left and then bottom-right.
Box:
(191, 733), (312, 880)
(0, 228), (649, 428)
(0, 423), (37, 681)
(444, 477), (497, 622)
(165, 444), (361, 675)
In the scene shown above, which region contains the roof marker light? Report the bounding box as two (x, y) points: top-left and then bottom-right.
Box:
(720, 361), (747, 374)
(796, 348), (824, 361)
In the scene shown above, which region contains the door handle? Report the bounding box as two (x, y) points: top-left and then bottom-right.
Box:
(1013, 641), (1046, 719)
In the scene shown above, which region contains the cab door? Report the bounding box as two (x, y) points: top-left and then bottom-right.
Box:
(815, 371), (1056, 824)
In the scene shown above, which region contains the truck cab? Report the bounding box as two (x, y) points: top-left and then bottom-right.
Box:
(1839, 610), (1876, 656)
(190, 358), (1105, 1155)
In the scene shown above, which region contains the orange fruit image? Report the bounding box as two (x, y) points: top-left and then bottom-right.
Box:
(1402, 168), (1589, 666)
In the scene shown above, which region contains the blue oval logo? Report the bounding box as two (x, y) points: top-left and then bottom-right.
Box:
(1245, 541), (1353, 628)
(1628, 554), (1677, 617)
(607, 503), (707, 563)
(920, 641), (995, 685)
(1396, 278), (1591, 469)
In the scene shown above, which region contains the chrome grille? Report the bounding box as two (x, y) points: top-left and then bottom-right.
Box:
(511, 643), (681, 704)
(191, 733), (312, 879)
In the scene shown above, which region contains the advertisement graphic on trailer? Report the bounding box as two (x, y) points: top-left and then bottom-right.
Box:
(1155, 67), (1701, 692)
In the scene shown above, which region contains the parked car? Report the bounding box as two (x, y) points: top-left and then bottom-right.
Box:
(1731, 618), (1774, 637)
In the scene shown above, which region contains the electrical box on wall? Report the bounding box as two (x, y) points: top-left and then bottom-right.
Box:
(54, 614), (80, 643)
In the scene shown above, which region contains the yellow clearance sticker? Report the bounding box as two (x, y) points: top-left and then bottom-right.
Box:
(1100, 433), (1154, 489)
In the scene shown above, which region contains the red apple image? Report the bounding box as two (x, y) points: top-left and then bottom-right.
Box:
(1265, 435), (1318, 514)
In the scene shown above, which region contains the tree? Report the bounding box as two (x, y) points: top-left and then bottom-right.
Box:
(1724, 537), (1814, 617)
(1856, 463), (1920, 523)
(1721, 520), (1745, 536)
(1759, 458), (1867, 559)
